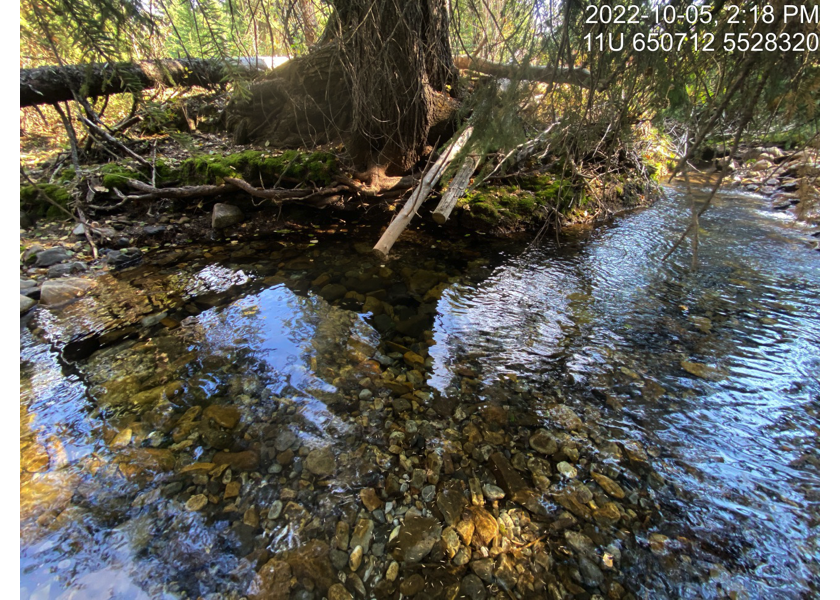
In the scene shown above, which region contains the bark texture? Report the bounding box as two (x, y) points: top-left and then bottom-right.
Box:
(21, 59), (265, 108)
(228, 0), (461, 174)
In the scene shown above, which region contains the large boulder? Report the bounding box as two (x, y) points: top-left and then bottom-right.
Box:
(34, 247), (71, 267)
(39, 278), (95, 306)
(212, 203), (244, 229)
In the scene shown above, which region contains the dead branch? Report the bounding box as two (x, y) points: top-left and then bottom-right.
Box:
(81, 117), (151, 170)
(454, 56), (601, 90)
(373, 125), (474, 259)
(123, 177), (355, 206)
(127, 179), (236, 198)
(77, 204), (99, 260)
(86, 188), (134, 211)
(432, 155), (479, 224)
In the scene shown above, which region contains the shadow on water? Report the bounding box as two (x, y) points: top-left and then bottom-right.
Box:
(21, 184), (818, 599)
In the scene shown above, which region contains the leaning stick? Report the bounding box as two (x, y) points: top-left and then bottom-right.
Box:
(372, 126), (474, 260)
(432, 154), (479, 224)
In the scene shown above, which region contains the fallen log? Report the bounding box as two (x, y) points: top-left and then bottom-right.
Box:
(453, 56), (602, 90)
(432, 155), (479, 224)
(372, 125), (474, 260)
(122, 178), (351, 204)
(126, 179), (236, 199)
(21, 58), (267, 108)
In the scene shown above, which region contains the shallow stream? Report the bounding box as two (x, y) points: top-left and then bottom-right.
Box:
(20, 184), (819, 599)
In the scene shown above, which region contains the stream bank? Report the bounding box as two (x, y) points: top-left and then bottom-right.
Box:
(20, 128), (667, 314)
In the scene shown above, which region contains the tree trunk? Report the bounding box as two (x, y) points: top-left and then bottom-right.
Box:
(335, 0), (459, 172)
(228, 0), (461, 175)
(20, 58), (266, 108)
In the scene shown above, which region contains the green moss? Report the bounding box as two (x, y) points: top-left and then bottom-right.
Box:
(57, 168), (77, 183)
(180, 150), (340, 187)
(20, 183), (72, 220)
(458, 183), (553, 229)
(101, 163), (142, 189)
(515, 175), (578, 206)
(637, 125), (672, 182)
(471, 199), (502, 224)
(506, 194), (538, 213)
(154, 160), (176, 181)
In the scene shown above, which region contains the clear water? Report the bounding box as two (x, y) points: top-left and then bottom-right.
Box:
(20, 185), (819, 599)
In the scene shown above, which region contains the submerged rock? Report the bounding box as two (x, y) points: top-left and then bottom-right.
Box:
(334, 521), (350, 551)
(482, 484), (505, 501)
(185, 494), (208, 511)
(557, 461), (578, 479)
(437, 480), (468, 526)
(579, 555), (605, 587)
(680, 360), (723, 380)
(204, 405), (241, 429)
(495, 553), (517, 591)
(549, 404), (583, 430)
(327, 584), (353, 600)
(592, 472), (625, 499)
(467, 506), (498, 547)
(249, 558), (292, 600)
(284, 540), (335, 594)
(349, 545), (362, 571)
(349, 518), (374, 552)
(400, 573), (425, 596)
(390, 515), (442, 563)
(320, 283), (347, 302)
(529, 429), (558, 455)
(459, 573), (487, 600)
(212, 450), (259, 471)
(470, 558), (494, 583)
(304, 447), (336, 477)
(360, 487), (382, 511)
(488, 452), (530, 498)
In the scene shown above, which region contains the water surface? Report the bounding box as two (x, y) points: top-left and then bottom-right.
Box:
(21, 184), (819, 599)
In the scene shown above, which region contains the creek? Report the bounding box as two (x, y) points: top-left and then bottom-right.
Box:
(20, 184), (819, 600)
